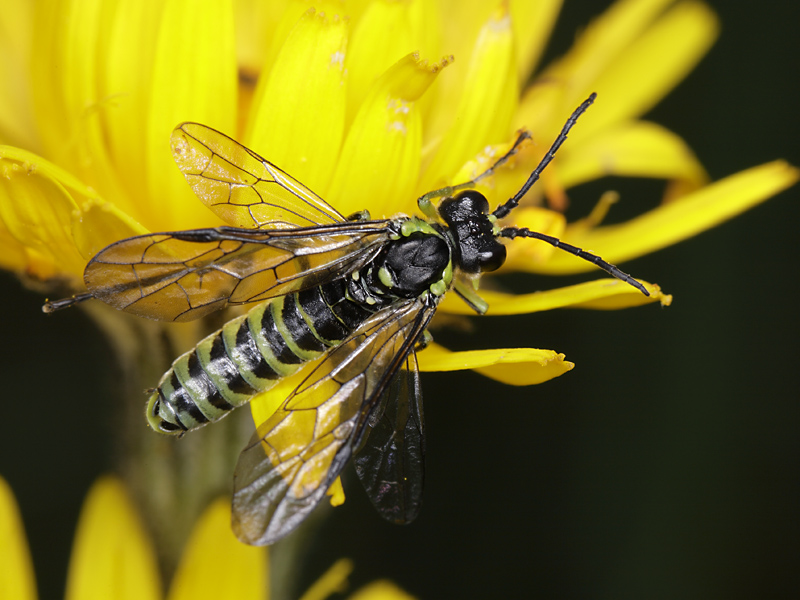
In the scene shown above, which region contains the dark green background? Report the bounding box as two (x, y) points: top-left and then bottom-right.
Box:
(2, 1), (797, 598)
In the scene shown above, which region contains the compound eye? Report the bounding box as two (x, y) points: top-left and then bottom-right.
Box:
(477, 244), (507, 273)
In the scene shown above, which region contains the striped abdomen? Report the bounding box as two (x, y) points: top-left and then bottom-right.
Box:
(146, 280), (376, 434)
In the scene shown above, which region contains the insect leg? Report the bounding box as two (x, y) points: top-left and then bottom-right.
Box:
(416, 130), (532, 218)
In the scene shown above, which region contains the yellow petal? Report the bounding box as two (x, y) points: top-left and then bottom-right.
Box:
(65, 477), (160, 600)
(32, 0), (133, 210)
(168, 499), (267, 600)
(581, 1), (719, 139)
(346, 0), (440, 127)
(327, 477), (346, 507)
(514, 0), (674, 136)
(0, 477), (37, 600)
(72, 196), (150, 260)
(0, 2), (37, 149)
(328, 52), (450, 216)
(511, 0), (561, 83)
(440, 279), (670, 316)
(146, 0), (237, 231)
(0, 147), (90, 278)
(100, 0), (166, 220)
(421, 3), (518, 190)
(347, 580), (417, 600)
(234, 0), (288, 77)
(418, 343), (574, 386)
(557, 120), (707, 189)
(246, 7), (348, 195)
(0, 220), (28, 274)
(298, 558), (353, 600)
(533, 161), (800, 274)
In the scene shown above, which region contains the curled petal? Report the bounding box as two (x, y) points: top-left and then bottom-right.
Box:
(0, 147), (90, 278)
(0, 476), (36, 600)
(418, 343), (574, 386)
(168, 499), (266, 600)
(328, 52), (450, 216)
(65, 477), (160, 600)
(246, 7), (347, 195)
(532, 161), (800, 274)
(346, 0), (441, 126)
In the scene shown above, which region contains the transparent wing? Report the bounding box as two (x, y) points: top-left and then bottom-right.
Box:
(232, 296), (437, 546)
(84, 222), (392, 322)
(354, 351), (425, 525)
(171, 122), (345, 229)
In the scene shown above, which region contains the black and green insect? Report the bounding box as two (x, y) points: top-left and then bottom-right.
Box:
(44, 93), (649, 545)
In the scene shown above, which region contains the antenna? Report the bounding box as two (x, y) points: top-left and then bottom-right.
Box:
(493, 93), (596, 220)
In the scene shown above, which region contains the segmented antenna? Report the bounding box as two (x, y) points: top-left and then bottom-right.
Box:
(493, 93), (596, 220)
(499, 227), (649, 296)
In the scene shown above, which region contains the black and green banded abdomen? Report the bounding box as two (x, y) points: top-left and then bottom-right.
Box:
(146, 282), (373, 434)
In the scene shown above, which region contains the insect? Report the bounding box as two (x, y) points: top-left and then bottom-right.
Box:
(44, 93), (649, 545)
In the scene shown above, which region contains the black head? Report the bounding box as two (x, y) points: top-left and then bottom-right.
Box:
(439, 190), (506, 274)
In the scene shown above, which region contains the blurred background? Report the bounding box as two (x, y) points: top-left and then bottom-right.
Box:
(1, 1), (797, 598)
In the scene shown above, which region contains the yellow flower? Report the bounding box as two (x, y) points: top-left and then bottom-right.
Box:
(0, 474), (412, 600)
(0, 0), (796, 395)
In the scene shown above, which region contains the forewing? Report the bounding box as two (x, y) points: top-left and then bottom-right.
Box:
(232, 297), (437, 545)
(84, 222), (391, 321)
(172, 122), (345, 229)
(354, 352), (425, 524)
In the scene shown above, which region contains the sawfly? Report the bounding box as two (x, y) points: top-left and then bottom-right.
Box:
(44, 93), (649, 545)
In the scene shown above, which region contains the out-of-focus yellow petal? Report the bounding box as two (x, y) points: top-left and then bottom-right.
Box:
(327, 477), (345, 506)
(100, 0), (165, 220)
(511, 0), (561, 83)
(0, 2), (37, 149)
(514, 0), (674, 136)
(347, 580), (417, 600)
(422, 3), (518, 190)
(0, 477), (37, 600)
(328, 52), (450, 216)
(580, 1), (719, 140)
(0, 147), (91, 278)
(31, 0), (129, 208)
(533, 161), (800, 274)
(298, 558), (353, 600)
(440, 279), (670, 316)
(234, 0), (288, 77)
(247, 8), (348, 195)
(557, 120), (707, 189)
(168, 499), (266, 600)
(72, 197), (149, 260)
(146, 0), (237, 231)
(0, 221), (27, 274)
(65, 477), (160, 600)
(346, 0), (440, 127)
(418, 343), (574, 386)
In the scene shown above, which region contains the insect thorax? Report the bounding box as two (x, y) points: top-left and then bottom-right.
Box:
(360, 217), (454, 301)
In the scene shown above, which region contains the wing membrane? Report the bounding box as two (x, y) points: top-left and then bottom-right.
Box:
(171, 123), (345, 229)
(354, 352), (425, 524)
(232, 296), (437, 545)
(84, 222), (391, 321)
